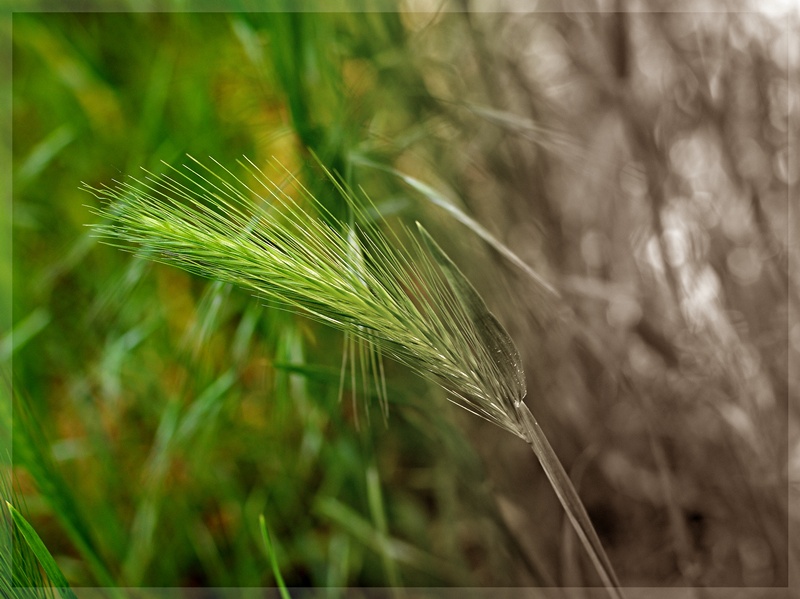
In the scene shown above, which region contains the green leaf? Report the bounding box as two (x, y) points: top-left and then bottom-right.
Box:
(7, 502), (77, 599)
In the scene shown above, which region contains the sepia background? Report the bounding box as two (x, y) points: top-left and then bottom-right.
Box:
(4, 0), (798, 592)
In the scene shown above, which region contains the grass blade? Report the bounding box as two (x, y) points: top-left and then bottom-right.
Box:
(9, 386), (120, 591)
(365, 465), (400, 587)
(2, 460), (57, 599)
(353, 156), (560, 300)
(314, 496), (463, 583)
(259, 515), (291, 599)
(6, 502), (77, 599)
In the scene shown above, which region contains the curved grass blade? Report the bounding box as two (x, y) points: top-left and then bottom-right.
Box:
(352, 156), (560, 300)
(2, 463), (56, 599)
(8, 385), (120, 592)
(6, 503), (77, 599)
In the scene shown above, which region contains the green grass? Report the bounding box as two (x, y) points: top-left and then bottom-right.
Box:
(9, 9), (535, 590)
(9, 5), (793, 594)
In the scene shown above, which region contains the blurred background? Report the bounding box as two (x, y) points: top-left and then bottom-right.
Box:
(5, 0), (798, 591)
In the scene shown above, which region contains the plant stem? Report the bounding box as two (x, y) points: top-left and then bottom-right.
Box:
(513, 400), (625, 599)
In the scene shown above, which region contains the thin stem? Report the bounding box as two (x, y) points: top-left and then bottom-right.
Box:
(513, 400), (625, 599)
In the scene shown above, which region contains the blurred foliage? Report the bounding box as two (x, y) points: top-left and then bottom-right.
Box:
(7, 0), (799, 593)
(395, 3), (797, 589)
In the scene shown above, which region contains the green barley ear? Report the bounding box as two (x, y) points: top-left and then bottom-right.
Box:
(83, 156), (623, 596)
(82, 155), (525, 435)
